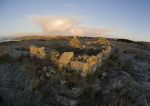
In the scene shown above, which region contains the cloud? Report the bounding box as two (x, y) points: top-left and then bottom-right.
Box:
(30, 15), (112, 36)
(30, 15), (79, 34)
(70, 27), (111, 36)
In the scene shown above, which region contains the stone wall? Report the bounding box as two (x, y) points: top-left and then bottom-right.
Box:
(30, 46), (46, 61)
(29, 45), (112, 77)
(58, 46), (112, 77)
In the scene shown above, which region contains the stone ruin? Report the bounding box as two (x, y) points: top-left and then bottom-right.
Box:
(69, 36), (85, 48)
(30, 46), (46, 64)
(30, 37), (112, 77)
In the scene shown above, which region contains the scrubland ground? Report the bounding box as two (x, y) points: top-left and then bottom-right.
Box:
(0, 36), (150, 106)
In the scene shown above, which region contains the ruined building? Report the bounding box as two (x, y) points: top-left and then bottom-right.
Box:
(30, 37), (112, 77)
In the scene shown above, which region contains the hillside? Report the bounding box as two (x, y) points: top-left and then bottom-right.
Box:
(0, 36), (150, 106)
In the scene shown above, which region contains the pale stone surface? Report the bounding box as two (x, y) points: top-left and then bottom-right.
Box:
(70, 61), (84, 72)
(69, 36), (82, 48)
(70, 56), (99, 77)
(30, 46), (46, 60)
(86, 56), (98, 72)
(58, 52), (74, 68)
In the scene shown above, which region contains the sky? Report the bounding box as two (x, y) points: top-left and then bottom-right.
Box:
(0, 0), (150, 41)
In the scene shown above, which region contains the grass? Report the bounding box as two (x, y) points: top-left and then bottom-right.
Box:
(15, 47), (29, 51)
(31, 78), (46, 91)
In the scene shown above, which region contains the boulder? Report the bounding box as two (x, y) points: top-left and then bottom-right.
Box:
(58, 52), (74, 69)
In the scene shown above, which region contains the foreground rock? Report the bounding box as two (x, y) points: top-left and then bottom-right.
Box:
(58, 52), (74, 69)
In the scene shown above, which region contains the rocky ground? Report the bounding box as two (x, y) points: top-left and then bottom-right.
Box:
(0, 36), (150, 106)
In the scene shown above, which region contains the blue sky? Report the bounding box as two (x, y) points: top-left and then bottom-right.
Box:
(0, 0), (150, 41)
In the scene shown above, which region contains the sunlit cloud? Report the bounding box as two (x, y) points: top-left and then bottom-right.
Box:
(30, 15), (79, 34)
(30, 15), (112, 36)
(70, 27), (112, 36)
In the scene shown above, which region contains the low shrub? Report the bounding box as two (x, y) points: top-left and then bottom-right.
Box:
(0, 53), (11, 63)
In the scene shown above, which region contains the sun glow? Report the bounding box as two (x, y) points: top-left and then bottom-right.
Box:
(55, 20), (64, 25)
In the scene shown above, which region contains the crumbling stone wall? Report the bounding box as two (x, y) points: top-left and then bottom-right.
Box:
(69, 46), (112, 77)
(58, 52), (74, 69)
(30, 46), (46, 62)
(86, 37), (111, 46)
(69, 36), (84, 48)
(29, 44), (112, 77)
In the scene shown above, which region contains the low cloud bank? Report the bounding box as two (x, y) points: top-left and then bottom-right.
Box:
(30, 15), (111, 36)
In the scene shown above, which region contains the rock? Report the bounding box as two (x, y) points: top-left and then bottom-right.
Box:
(70, 55), (99, 77)
(87, 56), (98, 63)
(70, 61), (91, 77)
(70, 36), (82, 48)
(30, 46), (46, 60)
(86, 56), (99, 72)
(70, 59), (98, 77)
(70, 61), (84, 72)
(58, 52), (74, 69)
